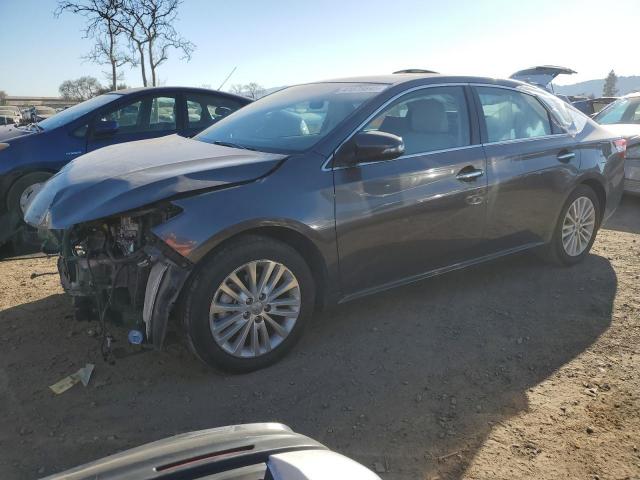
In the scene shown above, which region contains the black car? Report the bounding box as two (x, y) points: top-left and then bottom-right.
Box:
(572, 96), (618, 116)
(25, 73), (626, 372)
(0, 87), (250, 248)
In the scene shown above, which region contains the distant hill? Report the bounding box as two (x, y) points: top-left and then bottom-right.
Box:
(554, 75), (640, 97)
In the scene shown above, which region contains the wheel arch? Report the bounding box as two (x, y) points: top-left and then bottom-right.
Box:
(3, 169), (56, 212)
(579, 177), (606, 223)
(182, 223), (332, 310)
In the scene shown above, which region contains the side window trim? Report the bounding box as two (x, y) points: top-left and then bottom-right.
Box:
(470, 84), (570, 145)
(324, 83), (478, 171)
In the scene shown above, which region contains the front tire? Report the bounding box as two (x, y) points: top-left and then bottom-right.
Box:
(6, 172), (52, 251)
(182, 235), (315, 373)
(544, 185), (601, 266)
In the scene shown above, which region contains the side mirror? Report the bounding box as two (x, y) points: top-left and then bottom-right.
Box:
(94, 119), (119, 136)
(214, 106), (232, 117)
(334, 131), (405, 168)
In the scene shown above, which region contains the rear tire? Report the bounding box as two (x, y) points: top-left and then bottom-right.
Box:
(182, 235), (315, 373)
(542, 185), (601, 266)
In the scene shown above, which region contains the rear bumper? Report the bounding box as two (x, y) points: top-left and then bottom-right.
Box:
(624, 159), (640, 196)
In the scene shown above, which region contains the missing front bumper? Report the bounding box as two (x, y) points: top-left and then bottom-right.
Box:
(58, 246), (191, 348)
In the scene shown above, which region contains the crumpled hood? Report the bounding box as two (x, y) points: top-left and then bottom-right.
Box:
(25, 134), (286, 229)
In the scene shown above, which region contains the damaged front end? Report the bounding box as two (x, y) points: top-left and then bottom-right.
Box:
(58, 204), (192, 348)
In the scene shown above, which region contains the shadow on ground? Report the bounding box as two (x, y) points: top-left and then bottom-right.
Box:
(604, 194), (640, 234)
(0, 248), (617, 479)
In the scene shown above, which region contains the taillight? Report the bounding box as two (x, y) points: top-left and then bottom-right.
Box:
(613, 138), (627, 158)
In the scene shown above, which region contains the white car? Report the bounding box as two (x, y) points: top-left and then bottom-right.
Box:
(594, 92), (640, 195)
(0, 106), (22, 125)
(31, 105), (57, 122)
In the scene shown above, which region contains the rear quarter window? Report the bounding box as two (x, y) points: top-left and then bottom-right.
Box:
(534, 89), (588, 135)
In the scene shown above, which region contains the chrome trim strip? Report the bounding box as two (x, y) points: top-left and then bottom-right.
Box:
(481, 133), (571, 147)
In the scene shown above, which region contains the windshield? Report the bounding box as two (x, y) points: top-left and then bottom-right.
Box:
(594, 97), (640, 125)
(195, 82), (389, 153)
(38, 94), (119, 130)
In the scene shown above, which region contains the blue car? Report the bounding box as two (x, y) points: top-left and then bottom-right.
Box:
(0, 86), (250, 248)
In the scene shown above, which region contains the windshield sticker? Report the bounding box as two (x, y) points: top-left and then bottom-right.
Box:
(335, 85), (388, 94)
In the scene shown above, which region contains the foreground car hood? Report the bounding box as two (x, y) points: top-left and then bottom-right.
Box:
(25, 134), (286, 229)
(43, 423), (327, 480)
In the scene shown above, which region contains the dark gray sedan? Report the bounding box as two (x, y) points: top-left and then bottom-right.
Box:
(25, 73), (626, 372)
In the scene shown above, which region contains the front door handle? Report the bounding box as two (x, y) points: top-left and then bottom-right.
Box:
(456, 167), (484, 182)
(557, 151), (576, 162)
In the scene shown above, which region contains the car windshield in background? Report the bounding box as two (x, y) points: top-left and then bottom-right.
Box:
(195, 82), (389, 153)
(37, 94), (118, 130)
(594, 97), (640, 125)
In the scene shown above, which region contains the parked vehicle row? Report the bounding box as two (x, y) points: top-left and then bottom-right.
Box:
(593, 91), (640, 195)
(571, 96), (618, 116)
(0, 87), (250, 248)
(20, 72), (626, 372)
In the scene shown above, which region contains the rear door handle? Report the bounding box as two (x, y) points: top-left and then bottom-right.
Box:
(557, 151), (576, 162)
(456, 167), (484, 182)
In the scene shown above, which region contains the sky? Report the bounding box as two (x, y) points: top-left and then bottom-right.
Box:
(1, 0), (639, 97)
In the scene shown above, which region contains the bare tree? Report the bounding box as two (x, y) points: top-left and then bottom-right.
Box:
(0, 90), (6, 106)
(229, 84), (245, 95)
(229, 83), (266, 99)
(56, 0), (128, 91)
(121, 0), (194, 87)
(244, 82), (265, 99)
(59, 76), (104, 101)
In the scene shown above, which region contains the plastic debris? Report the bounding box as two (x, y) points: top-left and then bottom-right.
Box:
(49, 363), (95, 394)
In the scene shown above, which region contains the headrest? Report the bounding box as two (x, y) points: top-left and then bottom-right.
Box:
(408, 99), (448, 133)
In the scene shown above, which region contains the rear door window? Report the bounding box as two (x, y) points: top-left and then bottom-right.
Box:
(476, 87), (552, 143)
(185, 93), (245, 130)
(149, 96), (177, 131)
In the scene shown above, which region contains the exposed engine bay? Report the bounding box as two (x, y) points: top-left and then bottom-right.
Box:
(57, 205), (192, 352)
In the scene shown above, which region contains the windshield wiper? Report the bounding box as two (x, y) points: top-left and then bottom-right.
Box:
(25, 123), (44, 132)
(212, 140), (254, 151)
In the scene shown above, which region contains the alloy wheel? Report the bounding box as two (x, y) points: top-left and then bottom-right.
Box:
(561, 196), (596, 257)
(209, 259), (301, 358)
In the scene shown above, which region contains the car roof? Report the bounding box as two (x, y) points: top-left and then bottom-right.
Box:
(622, 91), (640, 99)
(106, 85), (251, 102)
(314, 73), (525, 89)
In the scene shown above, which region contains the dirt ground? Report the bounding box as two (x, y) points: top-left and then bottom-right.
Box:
(1, 196), (639, 480)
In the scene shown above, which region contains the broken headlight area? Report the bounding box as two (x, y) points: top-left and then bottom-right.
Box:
(58, 204), (192, 349)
